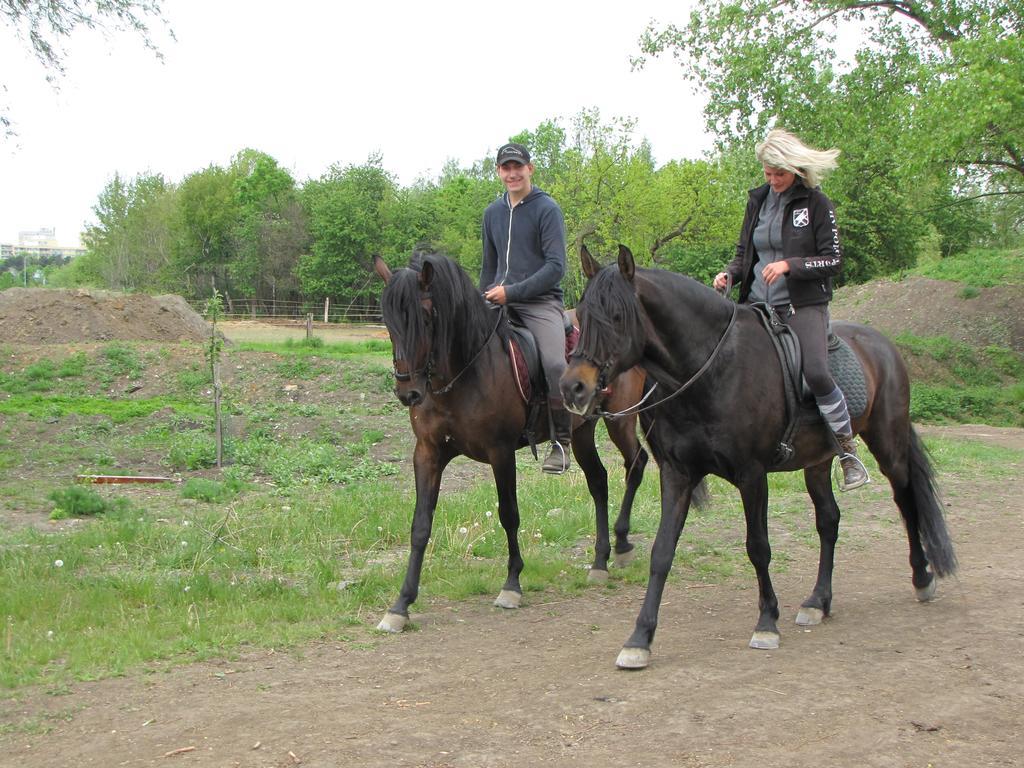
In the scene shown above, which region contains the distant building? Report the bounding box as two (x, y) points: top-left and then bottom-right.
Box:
(1, 227), (86, 263)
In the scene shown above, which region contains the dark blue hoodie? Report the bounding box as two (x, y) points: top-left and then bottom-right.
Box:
(480, 185), (566, 302)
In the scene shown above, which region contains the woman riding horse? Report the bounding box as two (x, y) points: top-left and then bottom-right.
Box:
(562, 244), (957, 669)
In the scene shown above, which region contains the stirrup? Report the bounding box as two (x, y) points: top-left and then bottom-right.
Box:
(542, 441), (570, 475)
(834, 452), (870, 492)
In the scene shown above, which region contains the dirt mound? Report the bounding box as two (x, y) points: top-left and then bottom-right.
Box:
(831, 275), (1023, 352)
(0, 288), (211, 344)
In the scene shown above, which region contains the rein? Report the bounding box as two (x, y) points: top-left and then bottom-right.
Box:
(419, 305), (504, 396)
(592, 302), (738, 421)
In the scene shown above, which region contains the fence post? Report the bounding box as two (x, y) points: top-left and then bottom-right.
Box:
(306, 313), (313, 340)
(324, 297), (330, 323)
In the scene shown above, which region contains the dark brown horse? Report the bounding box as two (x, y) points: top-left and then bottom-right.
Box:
(371, 249), (653, 632)
(561, 245), (957, 669)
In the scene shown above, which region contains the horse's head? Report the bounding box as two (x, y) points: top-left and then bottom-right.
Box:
(373, 254), (435, 407)
(373, 251), (491, 407)
(562, 244), (646, 416)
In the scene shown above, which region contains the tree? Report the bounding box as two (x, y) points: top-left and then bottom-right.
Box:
(77, 172), (176, 291)
(636, 0), (1023, 270)
(1, 0), (171, 135)
(228, 149), (307, 302)
(174, 164), (241, 298)
(298, 156), (399, 300)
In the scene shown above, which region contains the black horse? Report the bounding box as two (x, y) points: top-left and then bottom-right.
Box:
(371, 249), (654, 632)
(561, 245), (957, 669)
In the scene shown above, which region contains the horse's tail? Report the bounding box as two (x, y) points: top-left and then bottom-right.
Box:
(908, 427), (958, 578)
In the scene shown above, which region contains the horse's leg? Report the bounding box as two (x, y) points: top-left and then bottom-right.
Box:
(616, 467), (694, 670)
(796, 461), (840, 626)
(491, 451), (525, 608)
(569, 419), (613, 583)
(738, 472), (780, 650)
(604, 414), (649, 570)
(377, 442), (452, 632)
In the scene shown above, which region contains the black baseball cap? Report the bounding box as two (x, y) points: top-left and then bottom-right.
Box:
(496, 142), (531, 165)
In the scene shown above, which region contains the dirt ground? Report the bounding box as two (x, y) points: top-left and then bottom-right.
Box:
(0, 424), (1019, 767)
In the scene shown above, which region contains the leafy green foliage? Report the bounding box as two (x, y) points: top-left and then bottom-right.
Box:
(635, 0), (1024, 276)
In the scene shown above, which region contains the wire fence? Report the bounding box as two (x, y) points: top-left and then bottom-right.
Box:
(187, 297), (383, 324)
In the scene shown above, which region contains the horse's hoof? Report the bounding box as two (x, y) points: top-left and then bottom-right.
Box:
(613, 548), (636, 569)
(587, 568), (609, 584)
(795, 607), (824, 626)
(915, 579), (938, 602)
(494, 589), (522, 609)
(749, 631), (780, 650)
(376, 612), (408, 633)
(616, 647), (650, 669)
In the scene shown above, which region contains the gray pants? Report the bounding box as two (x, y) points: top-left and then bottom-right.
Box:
(508, 296), (566, 404)
(780, 303), (835, 397)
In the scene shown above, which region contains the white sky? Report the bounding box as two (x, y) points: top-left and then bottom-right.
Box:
(0, 0), (710, 247)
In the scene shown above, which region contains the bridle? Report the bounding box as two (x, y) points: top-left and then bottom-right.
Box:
(571, 302), (738, 420)
(390, 292), (504, 396)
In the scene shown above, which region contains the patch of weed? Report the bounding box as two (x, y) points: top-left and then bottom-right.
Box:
(181, 477), (245, 503)
(102, 343), (144, 379)
(48, 486), (112, 519)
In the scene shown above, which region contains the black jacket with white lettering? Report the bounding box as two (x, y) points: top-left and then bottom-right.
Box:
(726, 180), (842, 307)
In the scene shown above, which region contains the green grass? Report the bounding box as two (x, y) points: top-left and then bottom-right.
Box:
(0, 422), (1018, 691)
(234, 339), (391, 357)
(0, 394), (208, 422)
(0, 326), (1019, 692)
(895, 334), (1024, 425)
(912, 246), (1024, 286)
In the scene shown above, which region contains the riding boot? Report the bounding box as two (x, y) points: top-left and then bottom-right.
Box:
(837, 435), (870, 491)
(815, 384), (869, 491)
(542, 400), (573, 475)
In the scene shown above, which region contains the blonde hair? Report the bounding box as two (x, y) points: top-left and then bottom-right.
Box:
(755, 129), (840, 189)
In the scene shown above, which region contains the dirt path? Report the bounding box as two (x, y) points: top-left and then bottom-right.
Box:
(2, 427), (1022, 768)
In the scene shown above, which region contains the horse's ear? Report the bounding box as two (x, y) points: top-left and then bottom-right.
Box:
(617, 244), (636, 282)
(580, 244), (601, 279)
(419, 259), (435, 291)
(372, 255), (392, 283)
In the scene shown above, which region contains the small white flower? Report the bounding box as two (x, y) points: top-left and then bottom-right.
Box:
(282, 506), (291, 512)
(181, 541), (188, 547)
(458, 526), (468, 535)
(533, 532), (542, 539)
(54, 559), (64, 568)
(182, 520), (190, 526)
(183, 586), (191, 592)
(46, 630), (54, 640)
(377, 526), (384, 532)
(485, 511), (493, 518)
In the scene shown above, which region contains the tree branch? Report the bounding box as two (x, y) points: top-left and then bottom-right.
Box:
(650, 217), (693, 262)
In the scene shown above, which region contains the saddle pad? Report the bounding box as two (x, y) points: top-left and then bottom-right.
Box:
(828, 337), (868, 419)
(508, 338), (532, 403)
(565, 324), (580, 359)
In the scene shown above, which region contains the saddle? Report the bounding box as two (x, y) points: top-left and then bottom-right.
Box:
(497, 308), (579, 458)
(502, 309), (578, 404)
(750, 304), (868, 467)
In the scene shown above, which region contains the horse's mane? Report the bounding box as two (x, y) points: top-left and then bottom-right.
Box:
(575, 264), (646, 367)
(380, 249), (492, 381)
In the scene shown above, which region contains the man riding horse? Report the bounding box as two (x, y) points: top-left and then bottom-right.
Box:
(481, 141), (572, 475)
